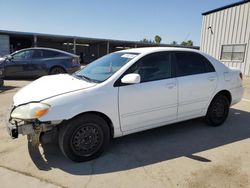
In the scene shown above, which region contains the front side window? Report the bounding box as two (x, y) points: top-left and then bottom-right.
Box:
(221, 44), (246, 61)
(127, 52), (172, 83)
(75, 52), (139, 83)
(175, 52), (214, 77)
(12, 50), (34, 60)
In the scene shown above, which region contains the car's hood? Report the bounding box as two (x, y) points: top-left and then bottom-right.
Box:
(13, 74), (96, 106)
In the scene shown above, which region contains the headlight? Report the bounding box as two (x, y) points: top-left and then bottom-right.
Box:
(11, 103), (50, 120)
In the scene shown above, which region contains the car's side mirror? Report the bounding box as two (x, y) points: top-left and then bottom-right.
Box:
(6, 55), (13, 60)
(121, 73), (141, 84)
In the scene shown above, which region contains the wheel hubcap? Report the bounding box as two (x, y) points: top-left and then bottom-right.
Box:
(51, 68), (64, 74)
(212, 99), (225, 118)
(71, 124), (103, 156)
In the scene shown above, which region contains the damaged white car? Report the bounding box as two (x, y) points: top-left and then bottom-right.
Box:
(6, 47), (244, 162)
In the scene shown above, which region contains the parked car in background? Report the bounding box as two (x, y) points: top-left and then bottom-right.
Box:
(6, 47), (243, 162)
(0, 47), (80, 78)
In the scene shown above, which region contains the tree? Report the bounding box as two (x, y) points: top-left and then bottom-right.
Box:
(154, 35), (162, 44)
(171, 41), (178, 45)
(181, 40), (193, 46)
(140, 38), (154, 44)
(186, 40), (193, 46)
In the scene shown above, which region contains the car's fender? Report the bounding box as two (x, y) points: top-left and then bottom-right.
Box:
(39, 84), (123, 137)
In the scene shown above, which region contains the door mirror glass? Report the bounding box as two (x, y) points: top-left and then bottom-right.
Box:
(121, 73), (141, 84)
(6, 55), (13, 60)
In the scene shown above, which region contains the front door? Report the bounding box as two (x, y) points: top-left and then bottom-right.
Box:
(5, 49), (35, 77)
(118, 52), (178, 132)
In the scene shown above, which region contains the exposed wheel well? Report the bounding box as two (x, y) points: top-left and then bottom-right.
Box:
(70, 111), (114, 138)
(214, 90), (232, 105)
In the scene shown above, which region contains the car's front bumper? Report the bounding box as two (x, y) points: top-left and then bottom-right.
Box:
(6, 119), (19, 138)
(6, 116), (35, 139)
(6, 106), (61, 147)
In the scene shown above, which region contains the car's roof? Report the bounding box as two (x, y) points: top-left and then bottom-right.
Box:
(118, 47), (200, 54)
(13, 47), (78, 57)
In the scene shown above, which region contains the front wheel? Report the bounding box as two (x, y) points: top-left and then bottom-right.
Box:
(58, 114), (110, 162)
(205, 95), (230, 126)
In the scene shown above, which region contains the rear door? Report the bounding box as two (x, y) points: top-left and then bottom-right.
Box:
(42, 50), (66, 72)
(174, 51), (217, 119)
(26, 49), (45, 76)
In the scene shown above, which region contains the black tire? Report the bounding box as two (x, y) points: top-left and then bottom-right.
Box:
(205, 94), (230, 126)
(58, 114), (110, 162)
(49, 66), (66, 75)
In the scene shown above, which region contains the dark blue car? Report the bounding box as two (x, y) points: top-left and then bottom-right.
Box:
(0, 48), (81, 81)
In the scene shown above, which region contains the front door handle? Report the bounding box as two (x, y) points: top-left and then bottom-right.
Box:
(207, 76), (216, 81)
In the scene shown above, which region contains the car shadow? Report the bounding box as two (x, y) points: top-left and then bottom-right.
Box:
(0, 85), (18, 93)
(28, 108), (250, 175)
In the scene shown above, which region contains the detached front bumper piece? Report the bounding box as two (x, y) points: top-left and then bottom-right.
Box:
(6, 121), (18, 138)
(6, 114), (60, 146)
(6, 119), (34, 139)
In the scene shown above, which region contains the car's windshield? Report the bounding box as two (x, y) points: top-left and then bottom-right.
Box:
(75, 52), (139, 83)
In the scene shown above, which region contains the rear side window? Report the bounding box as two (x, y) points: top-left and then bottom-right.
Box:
(127, 52), (172, 83)
(175, 52), (215, 77)
(42, 50), (63, 58)
(32, 50), (43, 59)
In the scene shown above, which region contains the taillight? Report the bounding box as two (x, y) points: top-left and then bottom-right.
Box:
(72, 57), (80, 65)
(239, 72), (243, 80)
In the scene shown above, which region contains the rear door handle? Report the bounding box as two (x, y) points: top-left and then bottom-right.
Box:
(165, 83), (176, 89)
(207, 76), (216, 81)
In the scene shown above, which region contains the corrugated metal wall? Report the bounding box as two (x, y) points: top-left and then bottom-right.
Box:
(0, 35), (10, 57)
(200, 2), (250, 76)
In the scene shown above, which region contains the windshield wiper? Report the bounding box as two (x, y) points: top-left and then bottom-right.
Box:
(75, 75), (100, 83)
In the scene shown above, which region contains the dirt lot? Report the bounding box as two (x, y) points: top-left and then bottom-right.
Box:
(0, 78), (250, 188)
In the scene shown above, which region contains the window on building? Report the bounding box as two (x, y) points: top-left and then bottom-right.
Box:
(221, 44), (246, 61)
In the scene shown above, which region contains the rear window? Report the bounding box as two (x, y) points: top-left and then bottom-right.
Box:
(42, 50), (64, 58)
(175, 52), (215, 77)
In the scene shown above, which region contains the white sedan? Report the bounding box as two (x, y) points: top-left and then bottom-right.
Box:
(6, 47), (243, 162)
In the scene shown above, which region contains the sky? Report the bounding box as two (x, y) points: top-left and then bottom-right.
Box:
(0, 0), (239, 46)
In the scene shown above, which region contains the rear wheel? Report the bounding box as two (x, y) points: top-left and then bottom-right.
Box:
(49, 66), (66, 75)
(58, 114), (110, 162)
(205, 95), (230, 126)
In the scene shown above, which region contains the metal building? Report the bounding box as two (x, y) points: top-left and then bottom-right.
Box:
(200, 0), (250, 76)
